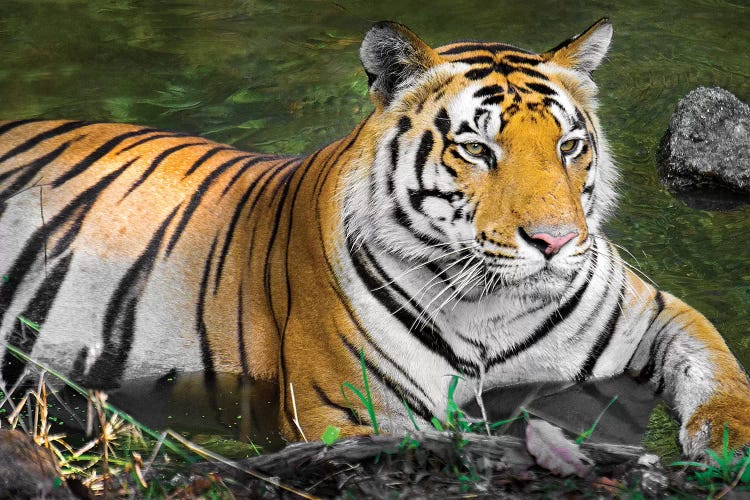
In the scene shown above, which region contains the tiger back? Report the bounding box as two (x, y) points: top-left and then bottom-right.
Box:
(2, 19), (750, 457)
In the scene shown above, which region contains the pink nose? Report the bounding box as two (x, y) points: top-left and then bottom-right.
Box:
(529, 232), (578, 256)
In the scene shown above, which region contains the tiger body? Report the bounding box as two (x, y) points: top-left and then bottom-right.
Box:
(1, 20), (749, 457)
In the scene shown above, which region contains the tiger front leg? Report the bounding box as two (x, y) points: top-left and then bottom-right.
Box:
(628, 290), (750, 458)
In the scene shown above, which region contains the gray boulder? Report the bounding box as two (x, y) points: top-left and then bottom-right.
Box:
(657, 86), (750, 209)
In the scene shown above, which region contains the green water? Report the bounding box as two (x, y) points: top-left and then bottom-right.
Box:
(2, 1), (749, 365)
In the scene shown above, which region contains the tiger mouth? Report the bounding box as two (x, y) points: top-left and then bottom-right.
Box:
(479, 253), (581, 283)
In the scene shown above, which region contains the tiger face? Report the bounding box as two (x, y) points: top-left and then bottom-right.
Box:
(348, 19), (615, 298)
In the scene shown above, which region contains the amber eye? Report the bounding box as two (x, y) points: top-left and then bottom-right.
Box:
(463, 142), (487, 157)
(559, 139), (581, 155)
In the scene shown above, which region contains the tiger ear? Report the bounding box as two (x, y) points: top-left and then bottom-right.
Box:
(542, 18), (613, 74)
(360, 21), (442, 107)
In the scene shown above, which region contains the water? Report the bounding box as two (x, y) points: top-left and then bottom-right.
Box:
(2, 0), (749, 440)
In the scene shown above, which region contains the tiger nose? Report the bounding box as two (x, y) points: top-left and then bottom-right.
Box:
(522, 230), (578, 257)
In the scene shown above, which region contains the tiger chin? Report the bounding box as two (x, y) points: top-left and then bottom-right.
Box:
(1, 19), (749, 460)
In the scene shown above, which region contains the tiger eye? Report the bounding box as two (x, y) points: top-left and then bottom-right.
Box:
(464, 142), (486, 156)
(559, 139), (579, 153)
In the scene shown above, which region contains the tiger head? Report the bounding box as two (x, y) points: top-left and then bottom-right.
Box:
(344, 19), (615, 298)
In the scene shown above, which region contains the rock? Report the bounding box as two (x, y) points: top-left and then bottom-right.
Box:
(657, 86), (750, 209)
(0, 429), (74, 498)
(638, 469), (670, 497)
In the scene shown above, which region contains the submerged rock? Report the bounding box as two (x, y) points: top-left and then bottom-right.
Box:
(657, 86), (750, 209)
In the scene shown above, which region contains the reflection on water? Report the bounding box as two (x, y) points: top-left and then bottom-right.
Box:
(106, 373), (658, 448)
(2, 0), (749, 439)
(109, 373), (284, 452)
(471, 376), (660, 446)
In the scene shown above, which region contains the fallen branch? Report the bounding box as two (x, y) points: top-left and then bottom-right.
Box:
(194, 430), (643, 481)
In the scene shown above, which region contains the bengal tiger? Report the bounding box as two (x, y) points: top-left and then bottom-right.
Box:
(0, 19), (749, 458)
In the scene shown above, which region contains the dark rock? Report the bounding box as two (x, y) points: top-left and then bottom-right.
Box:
(0, 429), (74, 498)
(657, 86), (750, 209)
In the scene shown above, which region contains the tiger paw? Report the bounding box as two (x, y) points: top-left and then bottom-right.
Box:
(681, 393), (750, 458)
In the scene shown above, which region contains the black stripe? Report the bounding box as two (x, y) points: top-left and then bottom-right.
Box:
(654, 291), (665, 313)
(386, 116), (412, 196)
(581, 108), (600, 156)
(654, 330), (683, 395)
(434, 108), (451, 138)
(83, 204), (181, 388)
(439, 42), (529, 55)
(628, 290), (666, 376)
(575, 279), (625, 381)
(409, 188), (460, 205)
(541, 96), (566, 113)
(626, 292), (662, 376)
(456, 55), (495, 65)
(312, 117), (370, 202)
(220, 155), (275, 197)
(277, 154), (319, 407)
(236, 285), (249, 376)
(0, 139), (77, 201)
(511, 65), (549, 80)
(357, 242), (440, 333)
(196, 236), (219, 379)
(481, 95), (504, 107)
(164, 154), (253, 256)
(413, 130), (433, 190)
(213, 159), (287, 294)
(473, 85), (504, 99)
(526, 82), (556, 95)
(474, 108), (489, 129)
(264, 157), (302, 202)
(408, 189), (460, 232)
(313, 383), (361, 426)
(124, 142), (205, 197)
(50, 157), (140, 261)
(0, 121), (91, 164)
(464, 66), (493, 80)
(280, 151), (322, 334)
(358, 332), (432, 403)
(636, 309), (687, 385)
(572, 108), (587, 130)
(262, 160), (302, 334)
(486, 248), (598, 368)
(245, 160), (298, 220)
(116, 132), (190, 155)
(0, 163), (130, 329)
(503, 54), (541, 65)
(339, 334), (434, 423)
(186, 146), (237, 177)
(318, 238), (433, 405)
(51, 127), (157, 188)
(0, 119), (41, 139)
(390, 202), (445, 247)
(456, 121), (475, 136)
(1, 253), (73, 385)
(500, 299), (550, 324)
(48, 206), (87, 259)
(349, 243), (477, 376)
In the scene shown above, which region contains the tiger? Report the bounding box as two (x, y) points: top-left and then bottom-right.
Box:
(1, 18), (749, 458)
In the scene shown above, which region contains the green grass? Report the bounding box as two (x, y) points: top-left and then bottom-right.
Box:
(643, 402), (681, 462)
(672, 425), (750, 495)
(340, 348), (380, 434)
